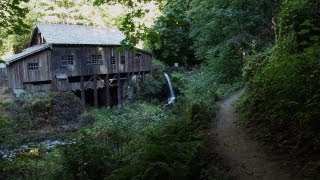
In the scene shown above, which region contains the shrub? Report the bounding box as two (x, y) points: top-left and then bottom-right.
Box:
(238, 0), (320, 177)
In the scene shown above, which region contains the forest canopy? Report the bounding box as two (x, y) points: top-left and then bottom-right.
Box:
(0, 0), (320, 178)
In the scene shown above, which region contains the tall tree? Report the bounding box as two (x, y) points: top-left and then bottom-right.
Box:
(1, 0), (124, 57)
(0, 0), (29, 34)
(0, 0), (30, 57)
(94, 0), (162, 48)
(239, 1), (320, 173)
(145, 0), (197, 66)
(189, 0), (277, 83)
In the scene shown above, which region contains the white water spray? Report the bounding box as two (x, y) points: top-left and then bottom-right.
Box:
(164, 72), (176, 105)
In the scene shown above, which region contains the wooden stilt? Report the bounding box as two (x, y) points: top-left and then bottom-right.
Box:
(126, 73), (129, 102)
(80, 76), (85, 107)
(142, 71), (146, 85)
(117, 73), (122, 107)
(105, 74), (110, 109)
(137, 72), (141, 96)
(94, 75), (98, 108)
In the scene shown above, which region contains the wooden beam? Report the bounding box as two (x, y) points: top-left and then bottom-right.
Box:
(80, 76), (85, 107)
(142, 71), (146, 82)
(137, 72), (141, 96)
(126, 73), (130, 102)
(117, 73), (122, 107)
(105, 74), (110, 109)
(94, 75), (98, 108)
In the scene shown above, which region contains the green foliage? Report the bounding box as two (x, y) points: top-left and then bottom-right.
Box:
(62, 130), (116, 178)
(0, 92), (83, 148)
(189, 0), (277, 85)
(182, 68), (217, 106)
(145, 0), (197, 66)
(108, 98), (217, 179)
(0, 148), (67, 179)
(238, 0), (320, 177)
(242, 46), (272, 82)
(60, 102), (164, 178)
(48, 68), (221, 179)
(0, 0), (30, 56)
(93, 0), (163, 47)
(0, 0), (29, 34)
(9, 93), (54, 131)
(0, 0), (126, 56)
(139, 74), (166, 103)
(0, 114), (13, 145)
(1, 69), (222, 179)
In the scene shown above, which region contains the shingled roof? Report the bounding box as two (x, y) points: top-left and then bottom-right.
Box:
(5, 45), (51, 65)
(4, 24), (127, 64)
(36, 23), (125, 45)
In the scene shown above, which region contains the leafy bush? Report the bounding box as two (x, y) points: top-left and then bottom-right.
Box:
(0, 114), (13, 146)
(139, 74), (166, 103)
(108, 100), (217, 179)
(8, 92), (83, 131)
(0, 148), (66, 179)
(57, 68), (222, 179)
(62, 130), (116, 179)
(238, 0), (320, 177)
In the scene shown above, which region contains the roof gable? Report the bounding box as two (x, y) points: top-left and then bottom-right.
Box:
(5, 45), (51, 65)
(35, 23), (125, 46)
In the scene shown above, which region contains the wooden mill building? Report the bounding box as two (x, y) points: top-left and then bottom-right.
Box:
(5, 23), (152, 107)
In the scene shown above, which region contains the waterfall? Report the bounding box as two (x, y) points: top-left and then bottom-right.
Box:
(164, 72), (176, 105)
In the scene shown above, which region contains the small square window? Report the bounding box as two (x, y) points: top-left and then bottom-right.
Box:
(87, 54), (102, 65)
(61, 55), (74, 66)
(110, 56), (116, 65)
(120, 55), (126, 64)
(28, 63), (39, 71)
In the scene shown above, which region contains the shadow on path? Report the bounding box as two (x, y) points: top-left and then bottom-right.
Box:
(213, 90), (296, 180)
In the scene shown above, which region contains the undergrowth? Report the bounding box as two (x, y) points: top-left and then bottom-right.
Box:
(237, 0), (320, 177)
(0, 69), (225, 179)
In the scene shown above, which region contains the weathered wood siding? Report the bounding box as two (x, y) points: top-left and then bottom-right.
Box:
(7, 45), (152, 92)
(0, 68), (6, 77)
(7, 50), (52, 89)
(24, 84), (52, 92)
(51, 46), (152, 77)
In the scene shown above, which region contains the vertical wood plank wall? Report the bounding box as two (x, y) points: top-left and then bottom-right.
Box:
(51, 46), (152, 77)
(7, 45), (152, 92)
(7, 50), (52, 89)
(0, 68), (7, 77)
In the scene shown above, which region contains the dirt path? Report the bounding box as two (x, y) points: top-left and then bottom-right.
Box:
(214, 90), (295, 180)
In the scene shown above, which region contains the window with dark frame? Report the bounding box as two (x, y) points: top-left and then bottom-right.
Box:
(86, 54), (103, 65)
(110, 56), (116, 65)
(135, 53), (141, 60)
(28, 63), (39, 71)
(61, 55), (74, 66)
(120, 55), (126, 64)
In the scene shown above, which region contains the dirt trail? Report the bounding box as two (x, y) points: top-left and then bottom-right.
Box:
(214, 90), (295, 180)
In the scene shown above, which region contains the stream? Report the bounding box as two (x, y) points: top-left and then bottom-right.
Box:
(0, 140), (70, 160)
(1, 72), (177, 160)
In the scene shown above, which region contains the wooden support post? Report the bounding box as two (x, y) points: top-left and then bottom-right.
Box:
(137, 72), (141, 96)
(117, 73), (122, 107)
(126, 73), (129, 103)
(105, 74), (110, 109)
(142, 71), (146, 83)
(94, 75), (98, 108)
(80, 76), (85, 107)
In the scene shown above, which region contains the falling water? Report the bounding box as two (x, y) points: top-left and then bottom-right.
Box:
(164, 72), (176, 105)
